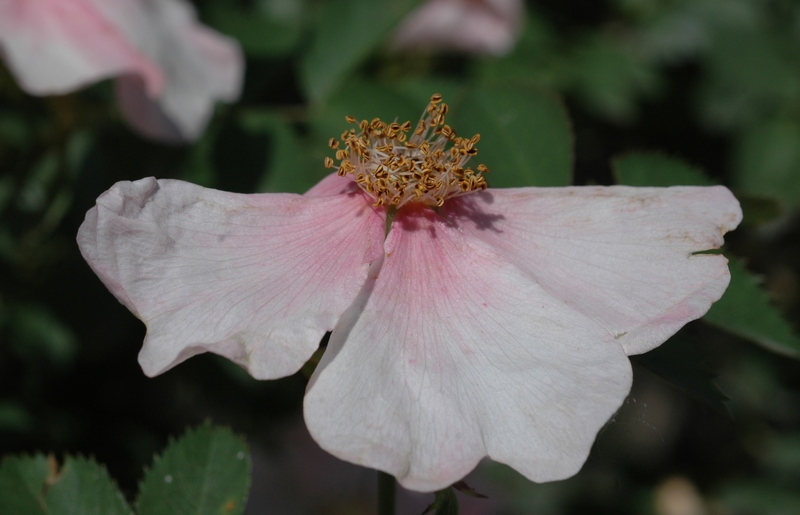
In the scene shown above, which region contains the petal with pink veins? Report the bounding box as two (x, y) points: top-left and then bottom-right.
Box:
(305, 206), (633, 492)
(446, 186), (743, 356)
(0, 0), (163, 96)
(0, 0), (243, 142)
(304, 173), (360, 197)
(77, 177), (384, 379)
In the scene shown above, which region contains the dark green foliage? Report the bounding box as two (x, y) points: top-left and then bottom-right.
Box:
(0, 455), (132, 515)
(136, 424), (251, 515)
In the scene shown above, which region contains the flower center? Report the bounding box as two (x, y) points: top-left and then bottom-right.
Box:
(324, 94), (488, 208)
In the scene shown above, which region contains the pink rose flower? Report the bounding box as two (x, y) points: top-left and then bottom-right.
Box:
(0, 0), (243, 142)
(392, 0), (525, 56)
(77, 95), (742, 491)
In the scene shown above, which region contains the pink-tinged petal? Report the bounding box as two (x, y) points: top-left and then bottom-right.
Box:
(77, 178), (384, 379)
(304, 173), (360, 197)
(392, 0), (524, 56)
(112, 0), (244, 142)
(0, 0), (163, 96)
(305, 206), (632, 492)
(445, 186), (742, 356)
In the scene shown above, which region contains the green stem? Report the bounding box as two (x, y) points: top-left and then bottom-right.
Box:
(378, 471), (396, 515)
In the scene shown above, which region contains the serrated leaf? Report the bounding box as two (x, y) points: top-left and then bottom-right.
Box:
(45, 457), (132, 515)
(631, 333), (729, 415)
(0, 454), (50, 515)
(451, 85), (573, 187)
(0, 455), (131, 515)
(613, 152), (714, 186)
(704, 259), (800, 359)
(299, 0), (420, 103)
(136, 424), (251, 515)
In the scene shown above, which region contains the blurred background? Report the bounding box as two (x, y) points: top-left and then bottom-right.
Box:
(1, 0), (800, 513)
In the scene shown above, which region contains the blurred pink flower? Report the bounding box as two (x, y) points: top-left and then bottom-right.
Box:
(77, 96), (742, 492)
(0, 0), (243, 142)
(392, 0), (525, 56)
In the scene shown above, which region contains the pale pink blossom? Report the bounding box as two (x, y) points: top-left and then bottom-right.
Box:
(392, 0), (525, 56)
(77, 96), (742, 492)
(0, 0), (243, 142)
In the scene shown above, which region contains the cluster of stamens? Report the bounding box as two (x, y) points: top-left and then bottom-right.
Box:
(324, 94), (488, 208)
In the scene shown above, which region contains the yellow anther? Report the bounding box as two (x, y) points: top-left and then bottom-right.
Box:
(324, 95), (488, 208)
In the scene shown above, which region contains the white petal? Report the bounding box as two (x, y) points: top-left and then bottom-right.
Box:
(0, 0), (163, 95)
(305, 207), (632, 492)
(112, 0), (244, 142)
(0, 0), (243, 142)
(451, 186), (742, 355)
(77, 178), (384, 378)
(392, 0), (524, 56)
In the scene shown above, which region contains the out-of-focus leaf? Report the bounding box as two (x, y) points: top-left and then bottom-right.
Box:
(300, 0), (420, 103)
(205, 3), (302, 57)
(613, 152), (714, 186)
(0, 110), (29, 146)
(477, 9), (561, 89)
(733, 119), (800, 206)
(17, 154), (57, 213)
(136, 423), (251, 515)
(451, 84), (573, 187)
(737, 194), (782, 226)
(0, 402), (33, 433)
(7, 303), (78, 367)
(239, 110), (320, 194)
(632, 333), (729, 415)
(0, 175), (13, 212)
(0, 455), (131, 515)
(566, 36), (660, 123)
(391, 79), (465, 111)
(762, 432), (800, 476)
(718, 480), (800, 515)
(704, 259), (800, 359)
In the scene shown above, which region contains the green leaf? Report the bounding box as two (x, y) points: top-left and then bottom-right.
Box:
(0, 455), (131, 515)
(733, 119), (800, 206)
(205, 3), (302, 58)
(477, 9), (561, 89)
(7, 303), (78, 367)
(422, 487), (459, 515)
(451, 84), (573, 187)
(704, 259), (800, 359)
(136, 424), (251, 515)
(631, 333), (729, 415)
(0, 455), (50, 515)
(613, 152), (714, 186)
(299, 0), (420, 103)
(566, 36), (660, 123)
(45, 457), (132, 515)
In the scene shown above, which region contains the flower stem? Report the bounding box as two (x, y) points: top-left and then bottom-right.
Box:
(378, 471), (396, 515)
